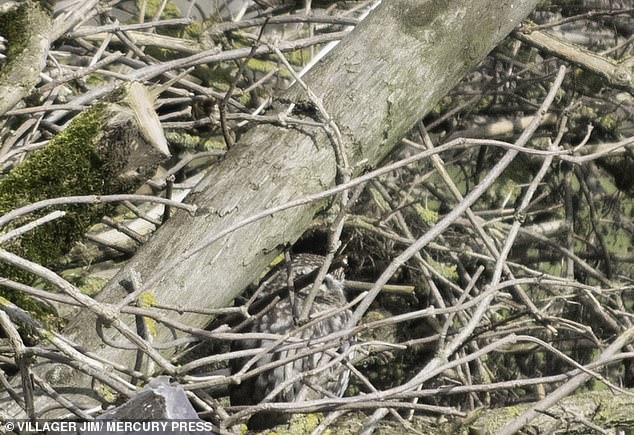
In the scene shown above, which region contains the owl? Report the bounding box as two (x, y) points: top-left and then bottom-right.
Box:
(230, 253), (352, 429)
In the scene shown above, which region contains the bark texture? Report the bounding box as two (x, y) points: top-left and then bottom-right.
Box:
(0, 2), (51, 116)
(0, 0), (100, 116)
(2, 0), (539, 417)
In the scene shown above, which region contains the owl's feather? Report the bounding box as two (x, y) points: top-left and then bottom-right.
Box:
(230, 253), (352, 428)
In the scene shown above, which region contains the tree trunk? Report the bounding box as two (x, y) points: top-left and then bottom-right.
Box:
(1, 0), (539, 417)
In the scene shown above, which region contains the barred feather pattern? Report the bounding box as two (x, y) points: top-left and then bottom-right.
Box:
(231, 254), (352, 412)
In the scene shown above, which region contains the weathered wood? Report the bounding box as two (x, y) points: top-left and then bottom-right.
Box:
(0, 0), (100, 116)
(1, 0), (539, 417)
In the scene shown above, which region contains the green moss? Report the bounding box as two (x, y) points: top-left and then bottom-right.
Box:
(0, 2), (46, 64)
(265, 413), (323, 435)
(413, 203), (438, 225)
(138, 0), (181, 20)
(464, 405), (525, 434)
(597, 112), (619, 132)
(137, 291), (156, 308)
(0, 81), (168, 309)
(96, 383), (119, 404)
(165, 131), (226, 152)
(182, 20), (204, 40)
(247, 58), (279, 74)
(283, 49), (309, 67)
(183, 19), (216, 42)
(427, 257), (458, 281)
(0, 105), (109, 257)
(59, 268), (108, 296)
(85, 73), (108, 87)
(80, 276), (109, 296)
(0, 104), (114, 310)
(1, 105), (106, 207)
(137, 291), (157, 335)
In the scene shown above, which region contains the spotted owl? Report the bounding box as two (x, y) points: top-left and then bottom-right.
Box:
(230, 253), (353, 428)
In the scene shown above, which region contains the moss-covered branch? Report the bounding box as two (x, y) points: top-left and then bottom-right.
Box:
(0, 1), (51, 116)
(0, 82), (169, 304)
(0, 0), (102, 116)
